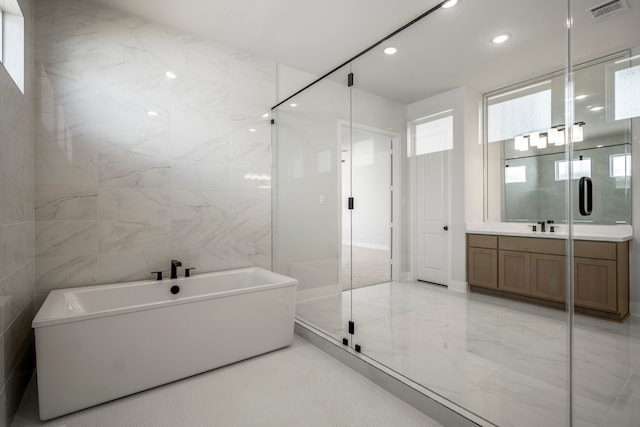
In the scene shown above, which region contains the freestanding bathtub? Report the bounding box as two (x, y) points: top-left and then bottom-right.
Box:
(32, 267), (298, 420)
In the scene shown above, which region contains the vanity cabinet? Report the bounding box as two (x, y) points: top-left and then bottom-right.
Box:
(466, 233), (630, 321)
(467, 235), (498, 289)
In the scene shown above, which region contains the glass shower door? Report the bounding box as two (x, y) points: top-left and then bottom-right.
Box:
(569, 1), (640, 424)
(272, 65), (353, 344)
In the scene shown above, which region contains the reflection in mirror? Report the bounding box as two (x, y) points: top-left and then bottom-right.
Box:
(485, 52), (633, 224)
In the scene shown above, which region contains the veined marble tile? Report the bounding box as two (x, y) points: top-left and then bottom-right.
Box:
(96, 7), (173, 84)
(171, 32), (232, 82)
(0, 223), (32, 280)
(35, 0), (97, 40)
(98, 187), (171, 228)
(35, 185), (97, 220)
(229, 162), (272, 194)
(98, 247), (172, 285)
(601, 393), (640, 427)
(229, 120), (272, 164)
(99, 220), (172, 254)
(98, 150), (170, 188)
(171, 219), (233, 252)
(171, 161), (229, 191)
(35, 220), (97, 257)
(35, 149), (99, 187)
(170, 136), (229, 164)
(35, 255), (98, 294)
(171, 104), (229, 151)
(171, 190), (229, 222)
(1, 265), (34, 334)
(229, 241), (271, 270)
(171, 247), (230, 278)
(229, 53), (276, 118)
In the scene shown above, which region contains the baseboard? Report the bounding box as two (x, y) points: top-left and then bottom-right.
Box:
(296, 284), (342, 302)
(631, 301), (640, 317)
(448, 280), (468, 293)
(341, 241), (390, 251)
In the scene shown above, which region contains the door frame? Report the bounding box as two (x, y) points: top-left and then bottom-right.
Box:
(408, 112), (454, 287)
(336, 120), (402, 285)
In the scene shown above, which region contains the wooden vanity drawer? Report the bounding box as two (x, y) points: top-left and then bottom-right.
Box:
(468, 234), (497, 249)
(498, 236), (566, 256)
(574, 241), (617, 260)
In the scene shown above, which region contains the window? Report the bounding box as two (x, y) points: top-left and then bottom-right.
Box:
(610, 153), (631, 178)
(0, 0), (24, 93)
(555, 158), (592, 181)
(486, 81), (552, 143)
(410, 110), (454, 156)
(505, 165), (527, 183)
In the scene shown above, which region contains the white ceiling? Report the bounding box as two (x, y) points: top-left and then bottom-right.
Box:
(88, 0), (640, 104)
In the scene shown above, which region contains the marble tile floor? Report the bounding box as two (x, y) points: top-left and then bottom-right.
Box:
(11, 337), (442, 427)
(296, 281), (640, 427)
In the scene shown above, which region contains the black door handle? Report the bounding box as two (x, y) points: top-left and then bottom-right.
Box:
(579, 176), (592, 216)
(443, 226), (449, 231)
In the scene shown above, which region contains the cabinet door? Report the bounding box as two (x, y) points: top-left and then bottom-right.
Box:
(531, 254), (566, 303)
(468, 247), (497, 289)
(574, 257), (617, 312)
(499, 250), (531, 295)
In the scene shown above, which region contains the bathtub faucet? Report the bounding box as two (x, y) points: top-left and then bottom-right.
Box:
(170, 259), (182, 279)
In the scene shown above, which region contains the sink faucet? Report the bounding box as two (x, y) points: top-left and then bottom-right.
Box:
(537, 221), (546, 232)
(170, 259), (182, 279)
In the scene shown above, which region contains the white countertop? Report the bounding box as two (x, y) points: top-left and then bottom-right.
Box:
(466, 222), (633, 242)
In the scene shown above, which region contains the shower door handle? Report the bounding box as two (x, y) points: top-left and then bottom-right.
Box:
(578, 176), (592, 216)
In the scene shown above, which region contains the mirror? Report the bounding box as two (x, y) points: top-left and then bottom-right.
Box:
(485, 52), (633, 224)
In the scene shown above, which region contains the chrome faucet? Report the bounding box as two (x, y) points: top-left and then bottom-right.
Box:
(170, 259), (182, 279)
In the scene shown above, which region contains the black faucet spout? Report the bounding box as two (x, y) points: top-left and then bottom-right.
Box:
(170, 259), (182, 279)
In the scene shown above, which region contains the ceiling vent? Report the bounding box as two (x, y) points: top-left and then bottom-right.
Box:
(587, 0), (630, 22)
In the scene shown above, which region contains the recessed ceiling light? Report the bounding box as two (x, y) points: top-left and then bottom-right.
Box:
(590, 106), (604, 111)
(575, 94), (589, 100)
(249, 128), (256, 133)
(384, 47), (397, 55)
(442, 0), (459, 8)
(147, 111), (158, 116)
(262, 113), (269, 118)
(165, 71), (176, 79)
(290, 103), (297, 107)
(492, 33), (511, 44)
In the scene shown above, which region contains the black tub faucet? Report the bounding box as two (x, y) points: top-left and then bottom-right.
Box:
(170, 259), (182, 279)
(537, 221), (546, 232)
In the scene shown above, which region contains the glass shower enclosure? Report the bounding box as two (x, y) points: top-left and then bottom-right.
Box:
(272, 0), (640, 425)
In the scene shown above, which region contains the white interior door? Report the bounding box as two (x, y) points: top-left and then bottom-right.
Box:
(417, 150), (448, 284)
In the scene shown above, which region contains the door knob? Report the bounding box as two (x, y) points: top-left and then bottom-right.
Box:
(443, 226), (449, 231)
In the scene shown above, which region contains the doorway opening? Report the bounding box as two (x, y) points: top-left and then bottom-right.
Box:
(340, 125), (394, 290)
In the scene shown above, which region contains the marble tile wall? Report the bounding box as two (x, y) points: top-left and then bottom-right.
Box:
(34, 0), (275, 299)
(0, 0), (36, 425)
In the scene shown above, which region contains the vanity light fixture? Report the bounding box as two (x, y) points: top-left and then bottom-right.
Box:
(572, 124), (584, 142)
(548, 128), (561, 145)
(442, 0), (459, 8)
(514, 135), (528, 151)
(384, 47), (398, 55)
(515, 122), (585, 150)
(492, 33), (511, 44)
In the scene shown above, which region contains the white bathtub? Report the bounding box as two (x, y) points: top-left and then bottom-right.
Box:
(33, 267), (298, 420)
